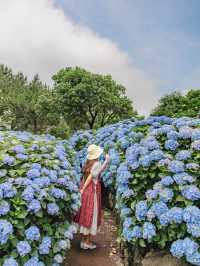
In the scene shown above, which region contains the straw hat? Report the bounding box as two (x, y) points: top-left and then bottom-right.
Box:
(87, 144), (103, 160)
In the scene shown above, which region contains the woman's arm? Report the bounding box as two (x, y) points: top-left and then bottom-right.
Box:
(80, 173), (92, 194)
(100, 154), (110, 173)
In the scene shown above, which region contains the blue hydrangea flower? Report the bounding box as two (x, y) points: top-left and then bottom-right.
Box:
(161, 176), (174, 186)
(28, 199), (41, 213)
(54, 254), (63, 264)
(24, 256), (44, 266)
(175, 150), (191, 161)
(50, 188), (66, 199)
(142, 138), (160, 150)
(181, 185), (200, 201)
(123, 217), (133, 228)
(122, 189), (135, 198)
(150, 150), (164, 161)
(0, 170), (7, 178)
(165, 140), (179, 151)
(192, 129), (200, 141)
(31, 163), (42, 170)
(132, 225), (142, 238)
(145, 189), (159, 200)
(170, 239), (184, 258)
(25, 226), (40, 241)
(186, 163), (199, 170)
(122, 227), (134, 241)
(0, 219), (13, 244)
(3, 257), (18, 266)
(12, 145), (25, 154)
(192, 140), (200, 151)
(58, 239), (70, 250)
(139, 155), (152, 167)
(150, 201), (168, 218)
(183, 237), (199, 257)
(3, 155), (15, 165)
(168, 207), (183, 224)
(159, 212), (170, 226)
(179, 127), (192, 139)
(143, 222), (156, 239)
(0, 201), (10, 216)
(34, 177), (50, 188)
(158, 158), (171, 167)
(159, 188), (174, 202)
(173, 172), (195, 185)
(27, 169), (40, 179)
(47, 203), (59, 216)
(16, 153), (28, 160)
(167, 130), (179, 140)
(186, 252), (200, 266)
(22, 186), (34, 202)
(183, 206), (200, 224)
(64, 230), (73, 240)
(39, 236), (52, 254)
(119, 137), (130, 149)
(135, 201), (148, 221)
(187, 223), (200, 238)
(120, 207), (131, 218)
(168, 160), (184, 173)
(16, 241), (31, 257)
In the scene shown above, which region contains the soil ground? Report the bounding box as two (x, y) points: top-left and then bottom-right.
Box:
(65, 210), (124, 266)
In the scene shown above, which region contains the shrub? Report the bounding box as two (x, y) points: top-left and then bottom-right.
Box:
(0, 130), (80, 265)
(71, 116), (200, 265)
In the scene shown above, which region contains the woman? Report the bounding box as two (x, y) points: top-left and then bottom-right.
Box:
(74, 144), (110, 250)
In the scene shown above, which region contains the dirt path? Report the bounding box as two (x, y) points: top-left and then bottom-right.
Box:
(65, 210), (124, 266)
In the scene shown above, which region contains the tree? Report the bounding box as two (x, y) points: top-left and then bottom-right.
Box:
(0, 65), (61, 134)
(151, 89), (200, 118)
(52, 67), (137, 130)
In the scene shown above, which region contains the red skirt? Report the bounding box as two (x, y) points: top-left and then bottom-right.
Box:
(73, 179), (102, 228)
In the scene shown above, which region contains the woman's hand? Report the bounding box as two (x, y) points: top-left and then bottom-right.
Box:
(105, 154), (110, 161)
(80, 189), (84, 195)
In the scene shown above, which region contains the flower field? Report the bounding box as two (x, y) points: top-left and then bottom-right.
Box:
(70, 116), (200, 265)
(1, 116), (200, 265)
(0, 131), (80, 265)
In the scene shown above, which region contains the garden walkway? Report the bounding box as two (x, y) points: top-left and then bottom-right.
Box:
(65, 210), (123, 266)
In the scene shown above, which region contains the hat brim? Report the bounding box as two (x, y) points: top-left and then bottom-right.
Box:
(87, 146), (103, 160)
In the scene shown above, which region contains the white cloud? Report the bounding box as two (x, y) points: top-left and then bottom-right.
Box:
(0, 0), (160, 115)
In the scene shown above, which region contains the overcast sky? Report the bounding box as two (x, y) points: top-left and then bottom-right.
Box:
(0, 0), (199, 115)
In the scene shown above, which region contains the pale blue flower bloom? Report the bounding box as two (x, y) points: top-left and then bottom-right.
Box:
(17, 241), (31, 257)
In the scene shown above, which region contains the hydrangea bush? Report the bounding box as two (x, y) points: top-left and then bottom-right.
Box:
(0, 130), (80, 265)
(70, 116), (200, 265)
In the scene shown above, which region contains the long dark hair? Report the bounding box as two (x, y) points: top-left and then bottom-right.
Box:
(82, 159), (97, 181)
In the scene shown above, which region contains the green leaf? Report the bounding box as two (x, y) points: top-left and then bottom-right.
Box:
(139, 239), (146, 247)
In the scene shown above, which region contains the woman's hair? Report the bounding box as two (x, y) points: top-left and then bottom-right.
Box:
(82, 159), (96, 180)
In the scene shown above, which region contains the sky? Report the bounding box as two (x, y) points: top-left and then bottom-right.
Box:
(0, 0), (199, 115)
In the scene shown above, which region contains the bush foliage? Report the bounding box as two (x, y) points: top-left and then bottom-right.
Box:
(0, 130), (80, 265)
(70, 116), (200, 265)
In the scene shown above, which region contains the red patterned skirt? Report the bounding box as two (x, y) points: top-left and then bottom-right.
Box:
(73, 179), (102, 230)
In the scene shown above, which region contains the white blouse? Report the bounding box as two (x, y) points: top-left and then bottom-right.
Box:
(90, 161), (102, 181)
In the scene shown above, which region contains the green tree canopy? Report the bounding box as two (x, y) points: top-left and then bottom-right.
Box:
(151, 89), (200, 118)
(52, 67), (137, 130)
(0, 65), (62, 134)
